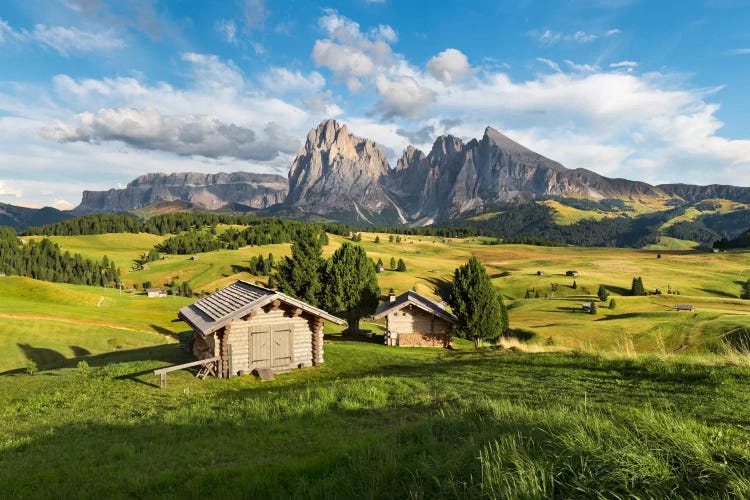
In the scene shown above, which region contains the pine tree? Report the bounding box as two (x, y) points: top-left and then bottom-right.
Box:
(267, 275), (276, 289)
(449, 256), (508, 348)
(609, 298), (617, 309)
(525, 290), (532, 299)
(741, 279), (750, 300)
(390, 257), (396, 270)
(376, 258), (384, 271)
(597, 285), (609, 302)
(374, 236), (380, 243)
(321, 243), (380, 333)
(397, 258), (407, 272)
(319, 232), (329, 246)
(389, 235), (394, 243)
(396, 235), (402, 243)
(572, 280), (577, 290)
(590, 301), (598, 314)
(631, 277), (646, 296)
(276, 225), (324, 306)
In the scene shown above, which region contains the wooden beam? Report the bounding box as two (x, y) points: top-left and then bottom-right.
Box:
(290, 307), (303, 317)
(241, 309), (257, 321)
(269, 299), (282, 311)
(153, 356), (221, 388)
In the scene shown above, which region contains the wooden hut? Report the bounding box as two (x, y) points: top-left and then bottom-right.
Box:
(566, 270), (579, 277)
(373, 291), (457, 348)
(179, 280), (345, 379)
(146, 287), (167, 298)
(674, 304), (695, 312)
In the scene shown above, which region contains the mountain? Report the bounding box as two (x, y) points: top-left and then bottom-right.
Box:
(386, 127), (662, 222)
(285, 119), (404, 224)
(76, 172), (288, 214)
(0, 202), (72, 231)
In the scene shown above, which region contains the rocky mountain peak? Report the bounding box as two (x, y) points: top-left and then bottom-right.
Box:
(395, 145), (426, 171)
(430, 135), (464, 163)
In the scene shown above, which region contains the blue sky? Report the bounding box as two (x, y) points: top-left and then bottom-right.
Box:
(1, 0), (749, 208)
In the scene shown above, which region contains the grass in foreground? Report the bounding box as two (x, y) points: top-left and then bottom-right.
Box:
(1, 341), (749, 499)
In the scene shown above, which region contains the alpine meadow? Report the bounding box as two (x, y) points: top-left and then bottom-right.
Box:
(2, 0), (750, 498)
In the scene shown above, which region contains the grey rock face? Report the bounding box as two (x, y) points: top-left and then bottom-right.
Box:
(286, 119), (396, 222)
(76, 171), (288, 213)
(387, 126), (662, 220)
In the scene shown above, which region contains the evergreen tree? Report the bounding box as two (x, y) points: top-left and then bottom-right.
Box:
(376, 258), (384, 271)
(276, 225), (324, 306)
(525, 290), (532, 299)
(449, 256), (508, 348)
(390, 257), (396, 270)
(609, 298), (617, 309)
(397, 258), (407, 271)
(267, 275), (276, 289)
(389, 235), (394, 243)
(321, 243), (380, 334)
(631, 277), (646, 296)
(396, 235), (402, 243)
(590, 301), (598, 314)
(319, 232), (329, 246)
(572, 280), (577, 290)
(534, 290), (540, 298)
(374, 235), (380, 243)
(597, 285), (609, 302)
(741, 279), (750, 300)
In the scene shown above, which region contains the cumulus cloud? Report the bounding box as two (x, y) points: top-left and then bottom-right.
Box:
(565, 60), (599, 72)
(312, 10), (395, 91)
(0, 181), (22, 199)
(427, 48), (473, 84)
(41, 107), (299, 161)
(260, 68), (326, 94)
(573, 31), (597, 43)
(374, 75), (435, 120)
(0, 18), (125, 55)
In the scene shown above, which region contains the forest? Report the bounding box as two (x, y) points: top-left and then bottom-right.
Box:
(0, 227), (120, 286)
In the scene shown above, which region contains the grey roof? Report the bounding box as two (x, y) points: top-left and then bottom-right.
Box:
(179, 280), (345, 336)
(373, 291), (457, 323)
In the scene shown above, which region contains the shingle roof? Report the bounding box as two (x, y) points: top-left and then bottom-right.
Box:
(373, 291), (457, 323)
(179, 280), (345, 336)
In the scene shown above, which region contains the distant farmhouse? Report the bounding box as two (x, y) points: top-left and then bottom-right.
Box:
(179, 280), (345, 379)
(581, 302), (593, 313)
(146, 287), (167, 298)
(566, 270), (579, 277)
(373, 291), (457, 348)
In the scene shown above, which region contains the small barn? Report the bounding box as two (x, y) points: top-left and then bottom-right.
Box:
(674, 304), (695, 312)
(373, 291), (457, 348)
(146, 287), (167, 298)
(179, 280), (345, 378)
(581, 302), (593, 313)
(376, 263), (385, 273)
(566, 270), (579, 277)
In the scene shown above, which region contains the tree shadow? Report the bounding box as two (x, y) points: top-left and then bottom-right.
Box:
(150, 324), (184, 339)
(700, 288), (738, 299)
(70, 346), (91, 357)
(231, 264), (251, 274)
(603, 285), (630, 296)
(17, 343), (66, 370)
(422, 277), (452, 302)
(505, 329), (536, 341)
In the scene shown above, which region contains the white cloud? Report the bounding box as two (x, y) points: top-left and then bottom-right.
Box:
(732, 48), (750, 55)
(260, 68), (326, 94)
(215, 19), (237, 44)
(532, 29), (562, 46)
(537, 58), (562, 73)
(0, 180), (22, 198)
(573, 31), (597, 43)
(606, 28), (622, 36)
(565, 60), (599, 72)
(0, 18), (125, 56)
(375, 75), (435, 120)
(243, 0), (268, 31)
(427, 48), (473, 84)
(610, 60), (638, 68)
(312, 10), (395, 91)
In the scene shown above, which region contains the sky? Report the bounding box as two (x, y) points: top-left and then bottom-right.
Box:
(1, 0), (750, 209)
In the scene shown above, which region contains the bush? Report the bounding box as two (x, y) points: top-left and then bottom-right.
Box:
(26, 360), (38, 375)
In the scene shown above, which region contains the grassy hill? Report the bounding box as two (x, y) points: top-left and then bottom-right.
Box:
(2, 232), (750, 497)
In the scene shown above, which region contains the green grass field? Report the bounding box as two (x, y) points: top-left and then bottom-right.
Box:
(3, 232), (750, 497)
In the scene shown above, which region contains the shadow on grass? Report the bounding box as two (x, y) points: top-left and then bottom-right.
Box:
(603, 285), (630, 296)
(1, 343), (190, 376)
(700, 288), (738, 299)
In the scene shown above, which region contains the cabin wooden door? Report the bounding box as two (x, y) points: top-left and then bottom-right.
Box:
(249, 324), (292, 369)
(251, 328), (271, 369)
(271, 326), (292, 368)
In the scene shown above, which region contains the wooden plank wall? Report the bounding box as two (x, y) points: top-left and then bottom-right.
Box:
(224, 307), (316, 376)
(386, 305), (452, 348)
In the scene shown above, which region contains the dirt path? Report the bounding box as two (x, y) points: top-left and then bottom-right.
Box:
(0, 312), (159, 335)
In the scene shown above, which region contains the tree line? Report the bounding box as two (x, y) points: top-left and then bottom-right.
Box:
(0, 227), (120, 286)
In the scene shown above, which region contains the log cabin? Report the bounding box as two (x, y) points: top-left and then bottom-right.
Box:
(179, 280), (345, 378)
(373, 291), (457, 348)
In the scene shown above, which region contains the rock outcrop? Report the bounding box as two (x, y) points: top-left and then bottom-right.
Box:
(75, 171), (288, 213)
(386, 127), (663, 220)
(285, 119), (399, 223)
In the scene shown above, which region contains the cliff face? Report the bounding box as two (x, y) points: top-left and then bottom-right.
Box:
(285, 119), (399, 223)
(75, 171), (288, 213)
(386, 127), (663, 221)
